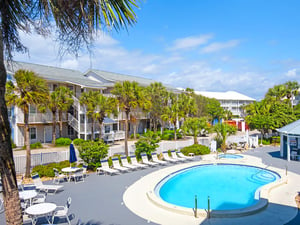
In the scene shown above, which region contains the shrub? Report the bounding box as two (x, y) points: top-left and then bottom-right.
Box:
(262, 138), (271, 145)
(135, 131), (160, 158)
(55, 137), (72, 146)
(78, 140), (109, 170)
(73, 138), (86, 146)
(130, 133), (140, 139)
(181, 144), (210, 156)
(23, 142), (43, 149)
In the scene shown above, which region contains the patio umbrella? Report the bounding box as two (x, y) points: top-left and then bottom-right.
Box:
(69, 143), (77, 166)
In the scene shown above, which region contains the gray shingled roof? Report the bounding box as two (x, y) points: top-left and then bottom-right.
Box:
(277, 119), (300, 135)
(5, 61), (107, 89)
(87, 69), (177, 91)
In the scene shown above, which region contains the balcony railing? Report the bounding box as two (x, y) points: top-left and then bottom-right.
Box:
(68, 113), (79, 132)
(16, 112), (67, 124)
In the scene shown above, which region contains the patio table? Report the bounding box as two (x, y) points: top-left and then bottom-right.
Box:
(62, 167), (81, 182)
(25, 202), (57, 225)
(19, 190), (37, 206)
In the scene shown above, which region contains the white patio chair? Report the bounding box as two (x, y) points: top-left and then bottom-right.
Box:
(177, 151), (194, 160)
(52, 197), (72, 225)
(70, 169), (84, 183)
(53, 168), (67, 184)
(121, 157), (139, 170)
(129, 156), (148, 168)
(162, 151), (179, 163)
(111, 158), (130, 172)
(97, 160), (119, 175)
(32, 193), (47, 204)
(171, 150), (187, 161)
(151, 153), (168, 165)
(82, 164), (88, 177)
(141, 154), (158, 167)
(31, 173), (63, 194)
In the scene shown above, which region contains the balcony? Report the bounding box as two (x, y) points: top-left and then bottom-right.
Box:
(16, 112), (67, 124)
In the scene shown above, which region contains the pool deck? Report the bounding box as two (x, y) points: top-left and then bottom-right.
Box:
(1, 146), (300, 225)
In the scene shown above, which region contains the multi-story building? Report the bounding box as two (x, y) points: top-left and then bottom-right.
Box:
(195, 91), (255, 117)
(6, 61), (166, 147)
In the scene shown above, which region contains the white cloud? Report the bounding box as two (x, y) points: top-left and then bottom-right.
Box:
(168, 34), (213, 51)
(285, 68), (298, 77)
(201, 40), (240, 53)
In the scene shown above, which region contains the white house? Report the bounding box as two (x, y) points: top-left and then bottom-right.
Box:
(195, 91), (256, 117)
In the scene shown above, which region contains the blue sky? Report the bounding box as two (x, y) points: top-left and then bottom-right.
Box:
(14, 0), (300, 100)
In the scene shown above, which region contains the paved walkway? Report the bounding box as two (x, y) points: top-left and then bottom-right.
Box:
(1, 145), (299, 225)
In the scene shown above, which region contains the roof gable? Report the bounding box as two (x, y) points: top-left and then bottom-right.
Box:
(277, 119), (300, 135)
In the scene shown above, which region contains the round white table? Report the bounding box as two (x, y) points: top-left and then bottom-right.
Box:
(19, 190), (37, 206)
(25, 202), (57, 225)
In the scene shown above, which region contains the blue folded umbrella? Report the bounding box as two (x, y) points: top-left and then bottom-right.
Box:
(69, 143), (77, 164)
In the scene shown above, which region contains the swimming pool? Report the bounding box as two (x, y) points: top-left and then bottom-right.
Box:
(156, 164), (280, 210)
(219, 154), (243, 159)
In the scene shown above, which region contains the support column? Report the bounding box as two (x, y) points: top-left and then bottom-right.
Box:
(280, 133), (283, 157)
(287, 135), (290, 162)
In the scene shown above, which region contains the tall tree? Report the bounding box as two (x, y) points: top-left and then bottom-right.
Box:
(111, 81), (141, 156)
(146, 82), (168, 132)
(5, 70), (49, 177)
(0, 1), (138, 223)
(182, 117), (208, 144)
(206, 98), (224, 123)
(48, 86), (74, 144)
(213, 122), (237, 152)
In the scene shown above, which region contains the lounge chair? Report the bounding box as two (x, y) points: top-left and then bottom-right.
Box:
(130, 156), (148, 168)
(162, 151), (179, 163)
(70, 169), (84, 183)
(141, 154), (158, 167)
(31, 173), (63, 194)
(97, 160), (119, 175)
(151, 153), (168, 165)
(111, 158), (130, 172)
(121, 157), (139, 170)
(171, 150), (187, 161)
(177, 151), (194, 160)
(53, 168), (67, 184)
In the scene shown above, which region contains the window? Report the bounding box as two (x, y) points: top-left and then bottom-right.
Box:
(29, 127), (37, 140)
(68, 125), (74, 136)
(29, 105), (36, 114)
(53, 84), (57, 91)
(104, 125), (110, 133)
(113, 123), (118, 131)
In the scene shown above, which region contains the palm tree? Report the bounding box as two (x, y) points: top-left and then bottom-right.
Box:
(94, 93), (118, 139)
(111, 81), (142, 156)
(79, 91), (99, 140)
(213, 122), (237, 152)
(182, 117), (208, 144)
(48, 86), (74, 144)
(0, 1), (138, 223)
(5, 70), (49, 177)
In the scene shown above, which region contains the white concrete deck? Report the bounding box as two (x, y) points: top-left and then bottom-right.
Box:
(123, 155), (299, 225)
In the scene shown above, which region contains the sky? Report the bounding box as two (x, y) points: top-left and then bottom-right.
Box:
(13, 0), (300, 100)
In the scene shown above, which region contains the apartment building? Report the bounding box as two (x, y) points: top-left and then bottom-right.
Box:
(6, 61), (162, 147)
(195, 91), (255, 117)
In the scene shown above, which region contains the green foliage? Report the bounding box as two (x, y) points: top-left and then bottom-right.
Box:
(31, 160), (70, 177)
(78, 140), (109, 170)
(181, 144), (210, 156)
(135, 131), (160, 157)
(262, 138), (270, 145)
(73, 138), (86, 146)
(23, 142), (43, 149)
(55, 137), (72, 146)
(159, 129), (182, 140)
(130, 133), (140, 139)
(213, 123), (237, 151)
(182, 117), (208, 144)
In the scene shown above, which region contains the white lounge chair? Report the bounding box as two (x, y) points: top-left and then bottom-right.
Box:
(162, 151), (179, 163)
(130, 156), (148, 168)
(31, 173), (63, 194)
(141, 154), (158, 167)
(171, 150), (187, 161)
(53, 168), (67, 184)
(111, 158), (130, 172)
(151, 153), (168, 165)
(121, 157), (139, 170)
(52, 197), (72, 225)
(177, 151), (194, 160)
(97, 160), (119, 175)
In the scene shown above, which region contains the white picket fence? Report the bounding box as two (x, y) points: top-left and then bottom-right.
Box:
(13, 137), (211, 174)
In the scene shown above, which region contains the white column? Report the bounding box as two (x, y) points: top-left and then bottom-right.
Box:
(287, 135), (290, 161)
(84, 114), (87, 140)
(280, 133), (283, 157)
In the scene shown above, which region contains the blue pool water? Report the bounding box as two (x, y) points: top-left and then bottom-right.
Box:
(156, 164), (280, 210)
(219, 154), (243, 159)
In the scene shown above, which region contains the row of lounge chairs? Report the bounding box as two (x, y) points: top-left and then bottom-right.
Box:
(96, 150), (194, 175)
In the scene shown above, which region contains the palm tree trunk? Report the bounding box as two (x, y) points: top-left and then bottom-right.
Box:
(133, 121), (137, 139)
(59, 110), (63, 137)
(124, 112), (129, 156)
(194, 135), (198, 145)
(0, 35), (23, 224)
(24, 105), (31, 178)
(52, 111), (57, 144)
(173, 121), (177, 141)
(91, 118), (94, 140)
